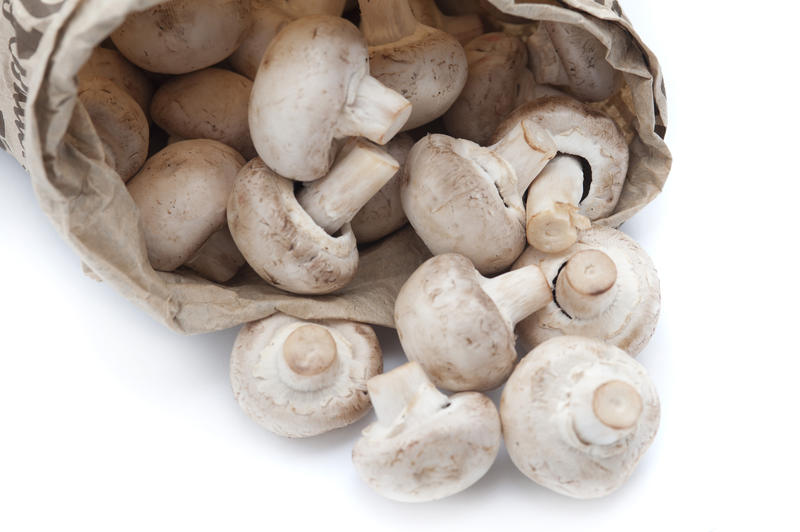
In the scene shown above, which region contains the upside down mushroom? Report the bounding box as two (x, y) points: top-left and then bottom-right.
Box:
(513, 225), (661, 355)
(501, 336), (660, 498)
(231, 313), (382, 438)
(352, 362), (500, 502)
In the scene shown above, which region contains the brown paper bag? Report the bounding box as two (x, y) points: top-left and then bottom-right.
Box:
(0, 0), (670, 334)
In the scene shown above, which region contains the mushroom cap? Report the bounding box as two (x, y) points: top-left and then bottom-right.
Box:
(401, 134), (526, 275)
(513, 226), (660, 355)
(78, 47), (153, 115)
(79, 78), (149, 182)
(111, 0), (251, 75)
(444, 32), (530, 145)
(184, 225), (246, 283)
(231, 313), (382, 438)
(351, 133), (414, 244)
(151, 68), (256, 160)
(369, 24), (468, 130)
(127, 140), (245, 271)
(352, 362), (500, 502)
(249, 16), (373, 181)
(227, 158), (359, 295)
(491, 96), (629, 221)
(501, 336), (660, 498)
(229, 1), (292, 80)
(394, 254), (517, 392)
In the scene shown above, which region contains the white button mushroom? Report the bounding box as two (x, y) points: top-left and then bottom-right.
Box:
(444, 32), (537, 146)
(359, 0), (468, 131)
(350, 133), (414, 244)
(408, 0), (483, 45)
(231, 313), (382, 438)
(78, 47), (153, 118)
(111, 0), (251, 75)
(401, 122), (555, 274)
(228, 139), (399, 294)
(527, 21), (620, 102)
(513, 225), (661, 356)
(249, 15), (411, 182)
(127, 140), (245, 272)
(229, 0), (347, 80)
(491, 96), (629, 253)
(501, 336), (660, 498)
(78, 78), (149, 183)
(394, 253), (552, 391)
(352, 362), (500, 502)
(150, 68), (256, 160)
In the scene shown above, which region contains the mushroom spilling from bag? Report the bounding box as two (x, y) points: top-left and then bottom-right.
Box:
(231, 312), (382, 438)
(228, 139), (399, 295)
(352, 362), (500, 502)
(78, 47), (154, 119)
(501, 336), (660, 499)
(513, 225), (661, 355)
(394, 253), (552, 392)
(249, 15), (411, 181)
(358, 0), (468, 130)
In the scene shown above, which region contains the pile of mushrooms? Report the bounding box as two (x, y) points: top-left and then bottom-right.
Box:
(78, 0), (664, 503)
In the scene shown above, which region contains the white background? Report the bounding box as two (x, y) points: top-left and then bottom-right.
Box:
(1, 1), (798, 530)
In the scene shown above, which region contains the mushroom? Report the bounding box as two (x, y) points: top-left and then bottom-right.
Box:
(127, 140), (245, 272)
(359, 0), (468, 131)
(401, 123), (555, 274)
(78, 47), (153, 116)
(407, 0), (483, 45)
(350, 133), (414, 244)
(151, 68), (256, 159)
(78, 77), (149, 182)
(501, 336), (660, 498)
(231, 313), (382, 438)
(491, 96), (629, 253)
(513, 225), (660, 356)
(228, 138), (399, 294)
(352, 362), (500, 502)
(249, 15), (411, 181)
(111, 0), (251, 75)
(184, 225), (246, 283)
(444, 33), (535, 146)
(394, 253), (552, 392)
(527, 21), (620, 102)
(229, 0), (347, 80)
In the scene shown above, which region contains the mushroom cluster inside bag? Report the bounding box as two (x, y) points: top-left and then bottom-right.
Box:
(0, 0), (670, 334)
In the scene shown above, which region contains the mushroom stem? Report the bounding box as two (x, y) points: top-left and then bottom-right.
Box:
(274, 324), (342, 393)
(479, 265), (552, 326)
(336, 75), (413, 145)
(572, 379), (643, 446)
(490, 119), (557, 195)
(555, 249), (618, 319)
(526, 155), (591, 254)
(297, 139), (400, 234)
(368, 362), (448, 425)
(359, 0), (419, 46)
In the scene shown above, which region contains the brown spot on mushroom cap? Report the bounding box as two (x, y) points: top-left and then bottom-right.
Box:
(150, 68), (256, 159)
(394, 254), (516, 392)
(500, 336), (660, 499)
(513, 226), (660, 356)
(230, 313), (382, 438)
(127, 139), (245, 271)
(78, 77), (149, 182)
(227, 158), (359, 295)
(111, 0), (251, 75)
